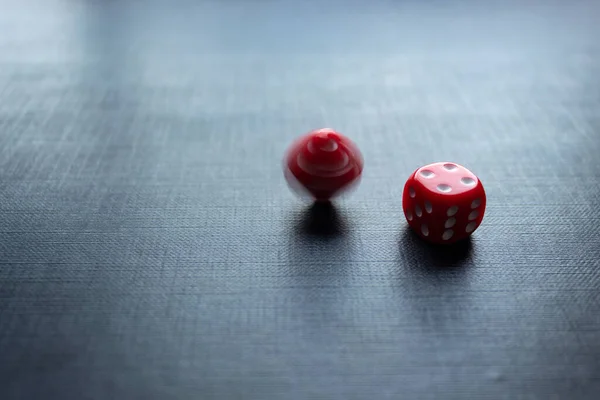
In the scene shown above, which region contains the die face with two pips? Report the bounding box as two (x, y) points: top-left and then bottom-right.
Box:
(402, 162), (486, 244)
(284, 128), (364, 201)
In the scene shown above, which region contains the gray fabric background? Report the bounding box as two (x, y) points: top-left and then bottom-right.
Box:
(1, 0), (599, 399)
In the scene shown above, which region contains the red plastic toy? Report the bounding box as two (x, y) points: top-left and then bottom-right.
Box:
(402, 162), (486, 244)
(284, 128), (364, 201)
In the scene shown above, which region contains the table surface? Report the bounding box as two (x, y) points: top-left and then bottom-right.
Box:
(1, 0), (600, 399)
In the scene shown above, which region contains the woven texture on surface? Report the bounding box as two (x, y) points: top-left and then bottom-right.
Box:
(1, 1), (599, 399)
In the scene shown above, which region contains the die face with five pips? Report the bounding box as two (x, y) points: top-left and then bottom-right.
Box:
(402, 162), (486, 244)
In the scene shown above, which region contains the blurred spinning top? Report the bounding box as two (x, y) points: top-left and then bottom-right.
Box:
(283, 128), (364, 201)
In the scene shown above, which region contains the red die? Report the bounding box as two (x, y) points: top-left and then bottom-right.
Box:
(402, 162), (486, 244)
(284, 128), (364, 201)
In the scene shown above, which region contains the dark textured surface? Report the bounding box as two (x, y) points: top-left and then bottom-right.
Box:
(1, 0), (600, 399)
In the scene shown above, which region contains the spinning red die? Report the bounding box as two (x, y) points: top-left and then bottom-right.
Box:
(402, 162), (486, 244)
(284, 128), (364, 201)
